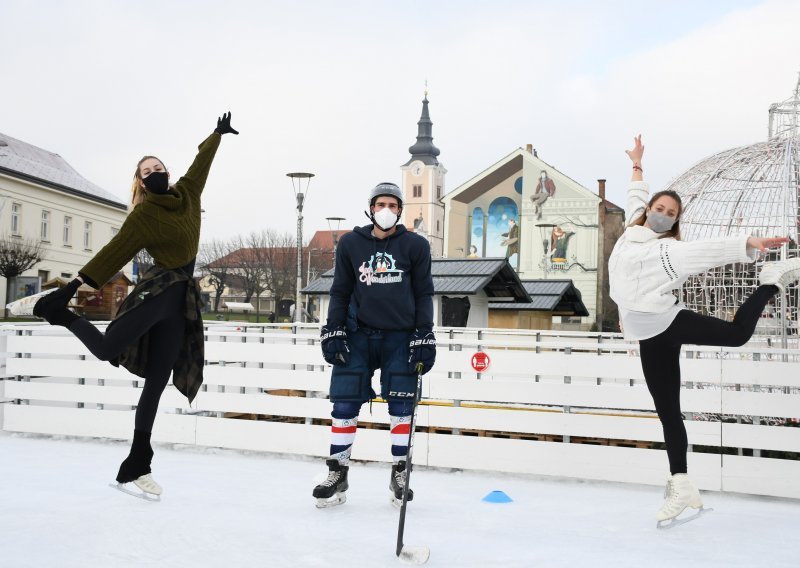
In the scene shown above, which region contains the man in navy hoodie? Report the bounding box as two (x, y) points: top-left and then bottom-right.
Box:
(312, 182), (436, 508)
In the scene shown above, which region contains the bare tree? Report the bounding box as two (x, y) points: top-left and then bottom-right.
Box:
(198, 238), (236, 311)
(261, 229), (297, 308)
(233, 232), (271, 322)
(133, 249), (154, 281)
(0, 235), (44, 311)
(223, 230), (299, 322)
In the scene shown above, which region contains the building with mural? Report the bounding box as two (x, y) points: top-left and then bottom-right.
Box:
(303, 94), (595, 330)
(440, 145), (624, 330)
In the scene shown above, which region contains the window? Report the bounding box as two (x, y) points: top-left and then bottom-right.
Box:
(63, 216), (72, 245)
(111, 227), (119, 237)
(61, 272), (72, 279)
(436, 185), (442, 199)
(38, 270), (49, 283)
(413, 185), (422, 198)
(84, 221), (93, 250)
(41, 210), (50, 241)
(11, 203), (21, 235)
(436, 220), (440, 233)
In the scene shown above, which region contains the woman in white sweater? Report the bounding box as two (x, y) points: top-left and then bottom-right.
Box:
(609, 135), (800, 526)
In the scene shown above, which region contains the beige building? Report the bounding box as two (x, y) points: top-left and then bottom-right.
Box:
(0, 131), (130, 304)
(441, 145), (623, 330)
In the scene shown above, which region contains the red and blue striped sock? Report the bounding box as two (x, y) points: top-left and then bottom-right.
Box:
(390, 415), (411, 463)
(330, 417), (358, 465)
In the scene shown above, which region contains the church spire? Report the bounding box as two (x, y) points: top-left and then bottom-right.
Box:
(404, 90), (440, 166)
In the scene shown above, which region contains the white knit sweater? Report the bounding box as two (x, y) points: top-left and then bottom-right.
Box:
(609, 181), (756, 317)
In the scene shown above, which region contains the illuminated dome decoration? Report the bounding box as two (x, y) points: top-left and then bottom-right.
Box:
(665, 74), (800, 339)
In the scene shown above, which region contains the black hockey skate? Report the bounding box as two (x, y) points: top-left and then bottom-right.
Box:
(313, 459), (349, 508)
(390, 460), (414, 508)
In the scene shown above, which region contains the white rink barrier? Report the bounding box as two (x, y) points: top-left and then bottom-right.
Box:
(1, 322), (799, 499)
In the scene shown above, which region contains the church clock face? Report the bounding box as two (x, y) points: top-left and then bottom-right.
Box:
(411, 161), (424, 176)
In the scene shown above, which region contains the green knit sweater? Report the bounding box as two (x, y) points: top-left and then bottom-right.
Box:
(80, 133), (221, 288)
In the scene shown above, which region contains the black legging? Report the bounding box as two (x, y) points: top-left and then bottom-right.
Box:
(69, 282), (187, 432)
(639, 284), (778, 474)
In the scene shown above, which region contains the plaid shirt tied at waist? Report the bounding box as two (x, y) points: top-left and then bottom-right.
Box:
(108, 265), (205, 403)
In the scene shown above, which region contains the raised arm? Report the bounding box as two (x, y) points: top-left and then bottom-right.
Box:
(626, 134), (644, 183)
(175, 112), (238, 196)
(624, 134), (649, 224)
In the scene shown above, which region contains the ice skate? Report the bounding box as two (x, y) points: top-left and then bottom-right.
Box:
(390, 460), (414, 509)
(656, 474), (711, 529)
(758, 257), (800, 293)
(111, 474), (162, 502)
(313, 459), (349, 508)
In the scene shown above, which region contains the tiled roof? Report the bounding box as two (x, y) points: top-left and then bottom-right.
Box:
(308, 229), (351, 251)
(302, 257), (530, 301)
(489, 279), (589, 316)
(0, 131), (126, 208)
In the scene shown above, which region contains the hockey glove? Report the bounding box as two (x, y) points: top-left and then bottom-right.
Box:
(214, 111), (239, 135)
(408, 329), (436, 375)
(320, 324), (350, 366)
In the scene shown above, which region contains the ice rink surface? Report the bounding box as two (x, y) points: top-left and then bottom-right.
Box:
(0, 432), (797, 568)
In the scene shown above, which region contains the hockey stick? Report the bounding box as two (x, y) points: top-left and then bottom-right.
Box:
(395, 363), (430, 565)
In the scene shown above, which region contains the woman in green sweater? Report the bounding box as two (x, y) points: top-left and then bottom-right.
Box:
(34, 112), (238, 499)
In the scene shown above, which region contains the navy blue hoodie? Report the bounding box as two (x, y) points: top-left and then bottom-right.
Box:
(327, 224), (434, 331)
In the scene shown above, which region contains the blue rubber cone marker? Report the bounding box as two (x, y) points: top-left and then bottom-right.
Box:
(482, 490), (513, 503)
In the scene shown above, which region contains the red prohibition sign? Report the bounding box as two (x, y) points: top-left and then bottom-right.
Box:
(471, 351), (490, 372)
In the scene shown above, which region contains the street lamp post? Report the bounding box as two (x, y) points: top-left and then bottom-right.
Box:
(535, 223), (556, 279)
(326, 216), (345, 267)
(288, 172), (315, 323)
(306, 247), (320, 321)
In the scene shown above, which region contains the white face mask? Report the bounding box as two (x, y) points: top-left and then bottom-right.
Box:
(373, 207), (398, 231)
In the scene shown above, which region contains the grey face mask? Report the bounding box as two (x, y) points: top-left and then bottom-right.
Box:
(647, 210), (677, 233)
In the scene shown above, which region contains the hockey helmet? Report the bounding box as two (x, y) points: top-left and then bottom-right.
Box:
(368, 182), (403, 208)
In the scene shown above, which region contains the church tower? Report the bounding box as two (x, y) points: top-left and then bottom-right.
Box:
(401, 92), (446, 256)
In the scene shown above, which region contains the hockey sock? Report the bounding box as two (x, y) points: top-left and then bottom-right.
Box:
(330, 417), (358, 465)
(390, 415), (411, 463)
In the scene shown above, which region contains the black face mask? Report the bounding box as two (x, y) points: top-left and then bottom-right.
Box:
(142, 171), (169, 194)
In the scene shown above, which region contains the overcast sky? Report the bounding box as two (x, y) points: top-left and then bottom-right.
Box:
(3, 0), (799, 242)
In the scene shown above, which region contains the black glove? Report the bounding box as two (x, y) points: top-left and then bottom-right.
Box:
(214, 111), (239, 135)
(321, 324), (349, 366)
(408, 329), (436, 375)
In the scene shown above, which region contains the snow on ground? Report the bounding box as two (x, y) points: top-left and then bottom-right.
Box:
(0, 432), (798, 568)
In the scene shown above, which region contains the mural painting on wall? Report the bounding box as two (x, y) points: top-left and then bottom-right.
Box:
(501, 218), (519, 261)
(531, 170), (556, 220)
(549, 225), (575, 269)
(470, 207), (485, 257)
(487, 197), (519, 267)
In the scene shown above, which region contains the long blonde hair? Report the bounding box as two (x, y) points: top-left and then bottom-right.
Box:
(130, 155), (166, 210)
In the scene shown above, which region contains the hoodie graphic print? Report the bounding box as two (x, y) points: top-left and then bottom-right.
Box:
(327, 224), (434, 331)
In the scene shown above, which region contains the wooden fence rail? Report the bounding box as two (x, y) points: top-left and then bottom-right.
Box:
(1, 322), (798, 499)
